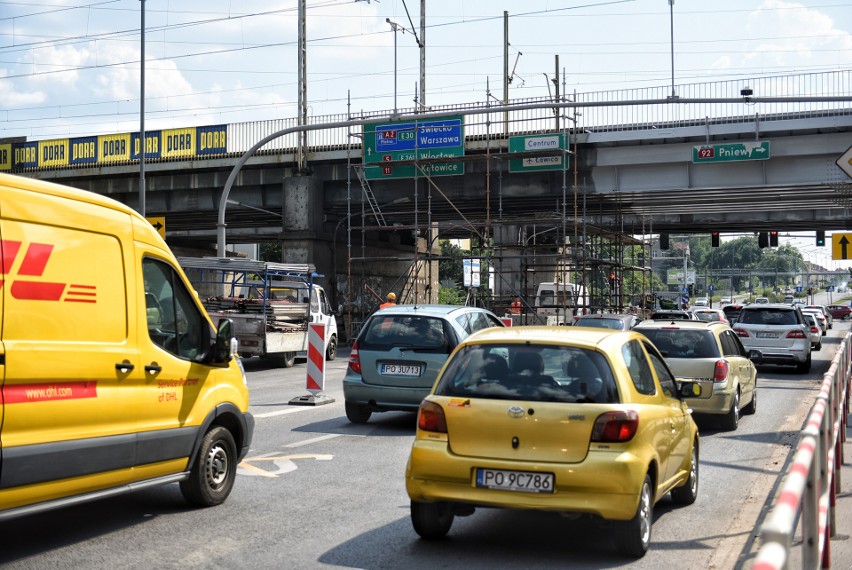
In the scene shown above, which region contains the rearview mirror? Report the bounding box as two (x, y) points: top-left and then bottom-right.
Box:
(748, 349), (763, 365)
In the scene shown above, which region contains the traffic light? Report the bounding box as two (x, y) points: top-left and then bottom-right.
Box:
(609, 272), (617, 290)
(688, 284), (694, 297)
(769, 231), (778, 247)
(711, 232), (720, 247)
(758, 232), (768, 249)
(816, 230), (826, 247)
(660, 233), (669, 250)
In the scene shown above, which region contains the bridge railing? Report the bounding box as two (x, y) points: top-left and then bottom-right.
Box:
(226, 69), (852, 155)
(754, 331), (850, 569)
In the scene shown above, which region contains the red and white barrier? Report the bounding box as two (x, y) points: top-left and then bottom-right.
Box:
(306, 323), (326, 395)
(289, 323), (335, 406)
(754, 336), (850, 569)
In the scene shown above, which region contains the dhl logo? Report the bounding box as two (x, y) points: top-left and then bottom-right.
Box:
(1, 240), (96, 303)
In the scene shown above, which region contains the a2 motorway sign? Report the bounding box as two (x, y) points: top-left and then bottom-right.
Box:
(363, 116), (464, 180)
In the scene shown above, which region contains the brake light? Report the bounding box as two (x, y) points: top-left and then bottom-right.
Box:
(714, 360), (729, 383)
(810, 325), (819, 334)
(348, 341), (362, 374)
(733, 328), (749, 338)
(786, 330), (807, 339)
(418, 400), (447, 433)
(591, 410), (639, 443)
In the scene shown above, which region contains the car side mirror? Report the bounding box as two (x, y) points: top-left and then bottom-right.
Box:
(748, 349), (763, 365)
(679, 381), (702, 398)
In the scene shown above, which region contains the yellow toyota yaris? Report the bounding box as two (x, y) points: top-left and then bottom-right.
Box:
(405, 327), (701, 558)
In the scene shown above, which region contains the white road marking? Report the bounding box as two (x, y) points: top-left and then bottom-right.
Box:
(283, 433), (344, 448)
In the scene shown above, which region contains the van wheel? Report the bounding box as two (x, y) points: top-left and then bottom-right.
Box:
(180, 426), (237, 507)
(326, 335), (337, 361)
(411, 501), (454, 539)
(616, 474), (653, 558)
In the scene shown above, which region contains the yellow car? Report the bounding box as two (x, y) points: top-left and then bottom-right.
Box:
(405, 327), (701, 558)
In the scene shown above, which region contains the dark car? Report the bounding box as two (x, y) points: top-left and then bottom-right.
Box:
(574, 313), (640, 330)
(827, 304), (852, 321)
(648, 310), (697, 321)
(722, 304), (744, 324)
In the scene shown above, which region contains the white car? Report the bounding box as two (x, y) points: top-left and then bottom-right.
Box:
(733, 304), (812, 372)
(802, 313), (822, 351)
(720, 298), (732, 306)
(754, 297), (770, 304)
(694, 297), (709, 307)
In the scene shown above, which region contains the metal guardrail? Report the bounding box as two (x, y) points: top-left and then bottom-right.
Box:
(754, 332), (850, 569)
(225, 69), (852, 154)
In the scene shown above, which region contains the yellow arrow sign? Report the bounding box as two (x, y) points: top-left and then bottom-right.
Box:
(832, 233), (852, 260)
(146, 216), (166, 239)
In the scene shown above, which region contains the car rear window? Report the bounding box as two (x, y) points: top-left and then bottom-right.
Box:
(434, 344), (619, 404)
(359, 315), (452, 353)
(575, 317), (625, 330)
(634, 328), (720, 359)
(738, 308), (797, 326)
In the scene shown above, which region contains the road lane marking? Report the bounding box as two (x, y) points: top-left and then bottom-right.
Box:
(283, 433), (344, 448)
(253, 405), (334, 419)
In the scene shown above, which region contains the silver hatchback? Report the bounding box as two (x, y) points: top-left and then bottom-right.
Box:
(343, 304), (505, 423)
(733, 304), (811, 372)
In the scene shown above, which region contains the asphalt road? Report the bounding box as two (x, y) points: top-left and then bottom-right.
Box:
(0, 323), (844, 569)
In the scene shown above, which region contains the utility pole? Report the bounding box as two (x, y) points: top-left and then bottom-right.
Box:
(297, 0), (308, 173)
(139, 0), (146, 217)
(419, 0), (426, 109)
(503, 11), (509, 136)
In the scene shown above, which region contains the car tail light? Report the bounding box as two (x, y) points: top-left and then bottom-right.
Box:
(418, 400), (447, 433)
(714, 360), (729, 383)
(809, 325), (819, 334)
(786, 330), (807, 339)
(348, 341), (362, 374)
(591, 410), (639, 443)
(733, 328), (749, 338)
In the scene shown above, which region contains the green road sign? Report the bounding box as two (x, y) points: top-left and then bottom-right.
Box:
(363, 162), (464, 180)
(508, 133), (569, 173)
(692, 141), (770, 163)
(362, 116), (465, 179)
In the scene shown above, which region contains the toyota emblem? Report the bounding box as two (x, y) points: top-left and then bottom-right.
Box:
(507, 405), (525, 418)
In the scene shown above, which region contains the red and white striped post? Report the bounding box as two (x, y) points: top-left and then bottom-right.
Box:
(289, 323), (335, 406)
(306, 323), (326, 395)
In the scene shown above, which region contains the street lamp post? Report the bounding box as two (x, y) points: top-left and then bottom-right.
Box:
(386, 18), (404, 115)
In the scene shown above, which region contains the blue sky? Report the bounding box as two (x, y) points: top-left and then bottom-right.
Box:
(2, 0), (851, 265)
(2, 0), (851, 139)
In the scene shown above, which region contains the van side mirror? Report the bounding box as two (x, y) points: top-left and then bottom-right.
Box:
(211, 318), (236, 365)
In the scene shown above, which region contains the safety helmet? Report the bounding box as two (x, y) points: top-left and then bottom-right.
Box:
(387, 292), (396, 301)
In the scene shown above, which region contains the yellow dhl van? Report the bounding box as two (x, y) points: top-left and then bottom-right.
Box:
(0, 173), (254, 521)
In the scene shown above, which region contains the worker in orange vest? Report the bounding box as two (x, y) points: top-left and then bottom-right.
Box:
(509, 295), (521, 314)
(379, 292), (397, 309)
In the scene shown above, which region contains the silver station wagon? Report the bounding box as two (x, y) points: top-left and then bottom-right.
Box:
(343, 304), (505, 423)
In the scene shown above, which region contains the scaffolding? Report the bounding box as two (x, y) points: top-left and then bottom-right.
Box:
(335, 91), (654, 341)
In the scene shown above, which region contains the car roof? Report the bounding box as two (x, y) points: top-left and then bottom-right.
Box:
(634, 320), (727, 331)
(460, 325), (642, 352)
(372, 304), (496, 318)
